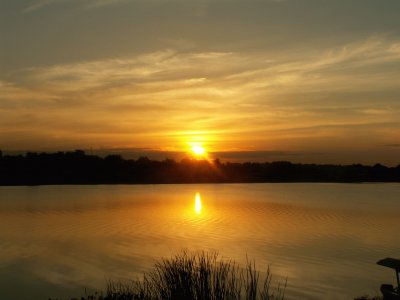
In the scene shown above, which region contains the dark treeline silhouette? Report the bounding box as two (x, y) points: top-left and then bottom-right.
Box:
(0, 150), (399, 185)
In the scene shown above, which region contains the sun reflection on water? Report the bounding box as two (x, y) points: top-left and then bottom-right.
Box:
(195, 192), (202, 215)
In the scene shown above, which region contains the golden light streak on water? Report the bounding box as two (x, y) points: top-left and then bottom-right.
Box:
(195, 192), (202, 215)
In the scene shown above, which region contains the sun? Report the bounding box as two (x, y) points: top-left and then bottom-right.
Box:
(191, 145), (206, 156)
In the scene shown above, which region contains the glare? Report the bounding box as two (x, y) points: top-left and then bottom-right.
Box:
(195, 192), (202, 214)
(192, 145), (206, 156)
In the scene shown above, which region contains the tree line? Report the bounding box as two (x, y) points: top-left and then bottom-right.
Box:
(0, 150), (399, 185)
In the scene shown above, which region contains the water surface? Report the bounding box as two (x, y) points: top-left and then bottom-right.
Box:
(0, 183), (399, 299)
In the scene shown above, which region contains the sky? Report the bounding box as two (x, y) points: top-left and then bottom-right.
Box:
(1, 0), (400, 165)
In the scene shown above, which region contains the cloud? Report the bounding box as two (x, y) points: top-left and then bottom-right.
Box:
(1, 36), (400, 155)
(13, 35), (400, 107)
(225, 36), (400, 95)
(23, 0), (196, 13)
(20, 50), (233, 92)
(22, 0), (126, 13)
(22, 0), (60, 13)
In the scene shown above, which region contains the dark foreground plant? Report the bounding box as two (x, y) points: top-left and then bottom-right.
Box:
(52, 250), (286, 300)
(353, 296), (382, 300)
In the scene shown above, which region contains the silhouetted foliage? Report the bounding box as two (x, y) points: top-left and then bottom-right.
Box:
(49, 250), (286, 300)
(354, 296), (382, 300)
(0, 150), (399, 185)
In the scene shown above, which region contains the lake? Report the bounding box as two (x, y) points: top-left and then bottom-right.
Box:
(0, 183), (399, 299)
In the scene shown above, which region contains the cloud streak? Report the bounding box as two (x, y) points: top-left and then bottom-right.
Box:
(1, 35), (400, 164)
(22, 0), (130, 13)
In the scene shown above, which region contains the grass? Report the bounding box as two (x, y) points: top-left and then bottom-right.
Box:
(53, 250), (286, 300)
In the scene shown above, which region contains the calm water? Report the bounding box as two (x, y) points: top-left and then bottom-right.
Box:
(0, 183), (399, 299)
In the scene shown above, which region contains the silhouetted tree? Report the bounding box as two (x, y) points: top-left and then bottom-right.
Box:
(0, 151), (399, 185)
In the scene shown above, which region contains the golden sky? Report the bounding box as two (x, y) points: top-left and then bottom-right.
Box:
(1, 0), (400, 165)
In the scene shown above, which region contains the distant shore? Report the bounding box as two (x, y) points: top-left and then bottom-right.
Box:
(1, 150), (399, 185)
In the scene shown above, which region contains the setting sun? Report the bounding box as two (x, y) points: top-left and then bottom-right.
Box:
(191, 145), (206, 156)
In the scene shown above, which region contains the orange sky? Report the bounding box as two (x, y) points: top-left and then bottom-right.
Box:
(1, 0), (400, 165)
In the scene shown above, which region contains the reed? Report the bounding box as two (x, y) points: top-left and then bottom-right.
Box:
(55, 250), (286, 300)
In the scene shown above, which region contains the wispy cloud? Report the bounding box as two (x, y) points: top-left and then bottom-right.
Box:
(1, 36), (400, 156)
(22, 0), (130, 13)
(21, 0), (292, 14)
(15, 35), (400, 104)
(22, 0), (64, 13)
